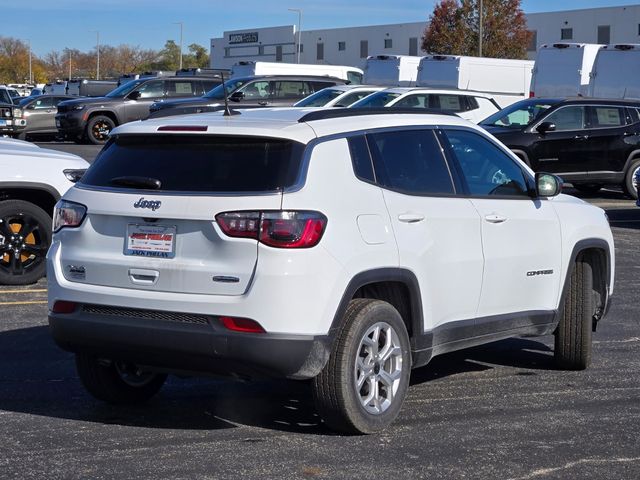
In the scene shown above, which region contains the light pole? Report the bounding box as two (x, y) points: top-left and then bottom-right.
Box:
(68, 49), (72, 81)
(90, 31), (100, 80)
(174, 22), (183, 70)
(27, 39), (32, 84)
(478, 0), (483, 57)
(288, 8), (302, 64)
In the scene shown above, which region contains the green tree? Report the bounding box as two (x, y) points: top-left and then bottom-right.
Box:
(183, 43), (209, 68)
(422, 0), (532, 59)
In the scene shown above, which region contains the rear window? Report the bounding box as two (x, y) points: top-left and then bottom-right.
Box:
(80, 135), (304, 193)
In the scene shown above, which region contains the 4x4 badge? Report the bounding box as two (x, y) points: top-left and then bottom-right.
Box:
(133, 198), (161, 211)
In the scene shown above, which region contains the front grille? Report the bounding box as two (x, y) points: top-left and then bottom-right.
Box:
(82, 304), (211, 325)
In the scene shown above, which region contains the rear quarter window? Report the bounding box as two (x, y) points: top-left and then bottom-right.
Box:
(80, 135), (305, 193)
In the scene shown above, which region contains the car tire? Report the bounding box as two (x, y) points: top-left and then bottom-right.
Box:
(312, 298), (411, 434)
(554, 257), (594, 370)
(75, 353), (167, 404)
(573, 183), (603, 195)
(623, 159), (640, 200)
(0, 200), (51, 285)
(85, 115), (115, 145)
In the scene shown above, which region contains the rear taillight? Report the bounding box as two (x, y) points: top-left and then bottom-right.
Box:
(216, 211), (327, 248)
(53, 200), (87, 232)
(529, 91), (534, 98)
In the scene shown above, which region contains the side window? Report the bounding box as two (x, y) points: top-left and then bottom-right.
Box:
(136, 80), (165, 99)
(240, 80), (270, 99)
(541, 106), (585, 131)
(166, 81), (196, 97)
(627, 107), (640, 124)
(347, 135), (375, 183)
(33, 97), (53, 109)
(588, 106), (625, 128)
(273, 81), (309, 99)
(465, 96), (479, 111)
(444, 129), (530, 197)
(367, 129), (454, 195)
(394, 94), (427, 108)
(52, 97), (68, 107)
(429, 94), (463, 112)
(347, 71), (363, 85)
(201, 80), (219, 94)
(310, 81), (334, 92)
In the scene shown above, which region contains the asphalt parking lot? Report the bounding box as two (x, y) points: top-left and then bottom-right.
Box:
(2, 142), (638, 479)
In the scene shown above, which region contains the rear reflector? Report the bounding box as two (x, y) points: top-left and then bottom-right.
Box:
(52, 301), (77, 314)
(220, 316), (265, 334)
(157, 125), (208, 132)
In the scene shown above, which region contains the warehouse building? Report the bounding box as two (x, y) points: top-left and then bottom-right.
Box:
(210, 4), (640, 69)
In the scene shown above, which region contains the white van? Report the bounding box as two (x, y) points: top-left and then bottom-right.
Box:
(43, 81), (67, 95)
(416, 55), (533, 107)
(363, 55), (422, 87)
(230, 61), (363, 84)
(589, 44), (640, 99)
(530, 43), (603, 97)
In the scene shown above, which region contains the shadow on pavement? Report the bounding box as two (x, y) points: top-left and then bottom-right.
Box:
(0, 324), (554, 434)
(604, 208), (640, 230)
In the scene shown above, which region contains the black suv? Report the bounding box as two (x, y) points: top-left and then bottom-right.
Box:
(55, 76), (222, 144)
(480, 97), (640, 198)
(148, 75), (346, 117)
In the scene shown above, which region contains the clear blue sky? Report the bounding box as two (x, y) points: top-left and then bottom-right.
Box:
(4, 0), (638, 57)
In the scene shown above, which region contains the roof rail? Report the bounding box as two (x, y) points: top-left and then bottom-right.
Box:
(297, 107), (457, 123)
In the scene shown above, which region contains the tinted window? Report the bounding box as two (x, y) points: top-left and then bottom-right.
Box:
(240, 81), (271, 99)
(33, 97), (53, 109)
(336, 90), (376, 107)
(481, 100), (557, 128)
(136, 80), (165, 99)
(347, 136), (375, 183)
(368, 129), (454, 195)
(352, 91), (401, 108)
(200, 80), (220, 93)
(81, 135), (304, 193)
(166, 81), (196, 97)
(542, 106), (585, 131)
(589, 106), (625, 128)
(444, 129), (529, 197)
(310, 81), (338, 92)
(295, 88), (342, 107)
(273, 81), (309, 99)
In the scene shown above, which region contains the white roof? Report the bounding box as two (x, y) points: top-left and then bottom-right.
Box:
(112, 107), (474, 143)
(382, 87), (495, 99)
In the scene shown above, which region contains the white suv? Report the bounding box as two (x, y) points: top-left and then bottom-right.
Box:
(0, 138), (87, 284)
(47, 108), (614, 434)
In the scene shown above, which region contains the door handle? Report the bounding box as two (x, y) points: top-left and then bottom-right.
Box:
(484, 214), (507, 224)
(623, 131), (636, 137)
(573, 134), (589, 140)
(398, 213), (425, 223)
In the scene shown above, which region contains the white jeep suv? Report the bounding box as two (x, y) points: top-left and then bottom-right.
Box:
(47, 108), (614, 434)
(0, 138), (87, 284)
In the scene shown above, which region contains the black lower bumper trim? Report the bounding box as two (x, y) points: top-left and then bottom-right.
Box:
(49, 310), (331, 380)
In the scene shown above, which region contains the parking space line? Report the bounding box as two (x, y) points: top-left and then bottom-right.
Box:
(0, 300), (47, 306)
(0, 289), (47, 294)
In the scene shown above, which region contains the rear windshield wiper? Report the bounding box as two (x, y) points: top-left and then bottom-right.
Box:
(110, 176), (162, 190)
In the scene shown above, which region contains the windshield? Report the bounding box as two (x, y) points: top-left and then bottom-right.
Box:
(481, 99), (559, 128)
(203, 78), (252, 100)
(0, 89), (11, 104)
(350, 91), (401, 108)
(105, 79), (146, 98)
(294, 88), (343, 107)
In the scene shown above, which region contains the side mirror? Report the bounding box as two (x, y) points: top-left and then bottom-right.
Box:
(229, 91), (244, 102)
(536, 172), (563, 197)
(536, 121), (556, 134)
(127, 91), (142, 100)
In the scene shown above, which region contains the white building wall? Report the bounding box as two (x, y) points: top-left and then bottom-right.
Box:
(211, 5), (640, 68)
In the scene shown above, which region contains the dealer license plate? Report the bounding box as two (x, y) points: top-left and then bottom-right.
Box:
(124, 224), (176, 258)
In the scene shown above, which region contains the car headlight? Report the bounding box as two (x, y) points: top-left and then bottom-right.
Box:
(3, 110), (10, 117)
(72, 105), (85, 111)
(12, 108), (23, 118)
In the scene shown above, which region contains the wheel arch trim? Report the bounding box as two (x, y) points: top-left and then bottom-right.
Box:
(328, 268), (424, 343)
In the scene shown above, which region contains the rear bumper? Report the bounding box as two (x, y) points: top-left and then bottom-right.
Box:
(49, 306), (331, 380)
(55, 113), (85, 137)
